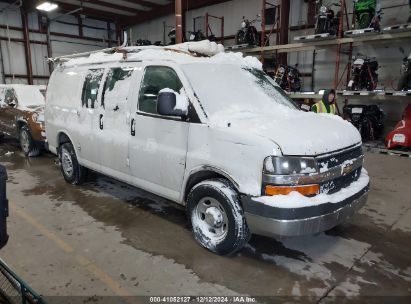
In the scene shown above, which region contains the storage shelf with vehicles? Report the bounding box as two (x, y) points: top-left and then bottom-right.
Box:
(287, 90), (411, 100)
(236, 28), (411, 54)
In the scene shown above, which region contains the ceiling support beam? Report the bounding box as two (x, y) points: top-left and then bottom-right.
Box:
(175, 0), (183, 44)
(20, 7), (33, 85)
(278, 0), (290, 65)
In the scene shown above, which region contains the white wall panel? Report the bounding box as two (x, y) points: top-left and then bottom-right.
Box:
(0, 8), (114, 85)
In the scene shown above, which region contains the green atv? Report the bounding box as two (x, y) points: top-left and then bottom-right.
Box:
(354, 0), (377, 29)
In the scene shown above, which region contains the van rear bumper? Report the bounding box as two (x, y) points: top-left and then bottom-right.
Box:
(242, 185), (369, 238)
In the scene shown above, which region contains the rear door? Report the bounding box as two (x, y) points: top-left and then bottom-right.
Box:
(78, 68), (105, 170)
(96, 65), (136, 181)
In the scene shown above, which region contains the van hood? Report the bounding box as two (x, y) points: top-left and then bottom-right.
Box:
(211, 111), (362, 156)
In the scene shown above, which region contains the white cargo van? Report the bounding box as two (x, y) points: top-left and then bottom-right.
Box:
(45, 41), (369, 255)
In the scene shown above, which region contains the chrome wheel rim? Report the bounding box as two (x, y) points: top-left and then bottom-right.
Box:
(193, 197), (228, 242)
(20, 130), (30, 153)
(61, 149), (74, 177)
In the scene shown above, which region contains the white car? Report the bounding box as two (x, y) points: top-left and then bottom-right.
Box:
(45, 41), (369, 255)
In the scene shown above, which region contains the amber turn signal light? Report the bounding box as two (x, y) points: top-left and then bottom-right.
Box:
(264, 184), (320, 196)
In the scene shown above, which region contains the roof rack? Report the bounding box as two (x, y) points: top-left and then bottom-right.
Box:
(49, 31), (130, 64)
(49, 34), (225, 66)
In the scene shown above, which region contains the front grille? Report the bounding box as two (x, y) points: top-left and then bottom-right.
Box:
(316, 146), (363, 171)
(320, 167), (362, 194)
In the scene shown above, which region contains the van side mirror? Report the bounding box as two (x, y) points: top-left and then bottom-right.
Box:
(157, 91), (188, 117)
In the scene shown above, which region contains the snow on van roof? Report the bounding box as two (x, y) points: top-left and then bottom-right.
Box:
(60, 40), (263, 71)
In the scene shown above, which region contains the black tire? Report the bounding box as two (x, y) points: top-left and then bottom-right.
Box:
(359, 13), (372, 29)
(246, 27), (259, 46)
(187, 179), (250, 255)
(315, 19), (327, 34)
(58, 142), (87, 185)
(235, 30), (246, 44)
(19, 125), (40, 157)
(397, 72), (411, 91)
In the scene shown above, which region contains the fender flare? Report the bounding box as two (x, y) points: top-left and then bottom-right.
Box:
(181, 165), (241, 203)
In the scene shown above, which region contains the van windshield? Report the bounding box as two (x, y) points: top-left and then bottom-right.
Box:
(181, 63), (298, 119)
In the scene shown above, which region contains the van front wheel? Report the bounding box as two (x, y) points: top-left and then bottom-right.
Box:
(59, 142), (87, 185)
(187, 179), (250, 255)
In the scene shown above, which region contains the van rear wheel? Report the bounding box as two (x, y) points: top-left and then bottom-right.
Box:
(187, 179), (250, 255)
(59, 142), (87, 185)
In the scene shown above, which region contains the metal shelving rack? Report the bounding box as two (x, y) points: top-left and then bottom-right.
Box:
(241, 1), (411, 157)
(235, 0), (411, 102)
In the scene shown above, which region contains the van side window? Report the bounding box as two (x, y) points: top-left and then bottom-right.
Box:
(138, 66), (183, 114)
(81, 69), (104, 109)
(102, 67), (134, 110)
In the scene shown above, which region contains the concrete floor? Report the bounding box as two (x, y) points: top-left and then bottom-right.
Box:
(0, 139), (411, 303)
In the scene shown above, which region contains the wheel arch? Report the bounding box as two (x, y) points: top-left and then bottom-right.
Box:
(182, 166), (240, 203)
(56, 131), (79, 159)
(57, 131), (72, 147)
(16, 119), (29, 131)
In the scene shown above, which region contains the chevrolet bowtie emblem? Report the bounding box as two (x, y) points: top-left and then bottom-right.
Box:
(342, 163), (353, 175)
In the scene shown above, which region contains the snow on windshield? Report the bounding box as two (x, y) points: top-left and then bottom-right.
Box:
(15, 86), (45, 108)
(182, 63), (298, 121)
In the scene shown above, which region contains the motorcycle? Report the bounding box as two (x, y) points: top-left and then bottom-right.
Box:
(136, 39), (152, 46)
(343, 104), (385, 142)
(235, 15), (261, 46)
(168, 28), (176, 45)
(353, 0), (382, 31)
(386, 104), (411, 150)
(315, 1), (341, 35)
(188, 30), (206, 42)
(348, 55), (379, 91)
(274, 64), (302, 92)
(397, 47), (411, 91)
(136, 39), (163, 46)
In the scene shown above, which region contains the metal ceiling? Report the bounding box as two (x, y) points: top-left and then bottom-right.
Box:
(5, 0), (233, 27)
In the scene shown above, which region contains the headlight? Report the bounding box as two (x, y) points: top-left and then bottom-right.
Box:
(264, 156), (318, 175)
(320, 6), (327, 13)
(32, 113), (45, 123)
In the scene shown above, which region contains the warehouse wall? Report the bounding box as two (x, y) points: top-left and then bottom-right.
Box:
(0, 2), (115, 85)
(131, 0), (411, 127)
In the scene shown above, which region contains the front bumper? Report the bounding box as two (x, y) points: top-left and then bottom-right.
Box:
(242, 184), (369, 238)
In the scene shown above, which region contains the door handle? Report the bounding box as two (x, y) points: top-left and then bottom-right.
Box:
(99, 114), (103, 130)
(130, 118), (135, 136)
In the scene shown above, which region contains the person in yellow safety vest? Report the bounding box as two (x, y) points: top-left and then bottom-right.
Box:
(312, 89), (337, 114)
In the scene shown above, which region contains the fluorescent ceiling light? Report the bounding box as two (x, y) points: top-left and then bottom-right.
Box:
(36, 2), (58, 12)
